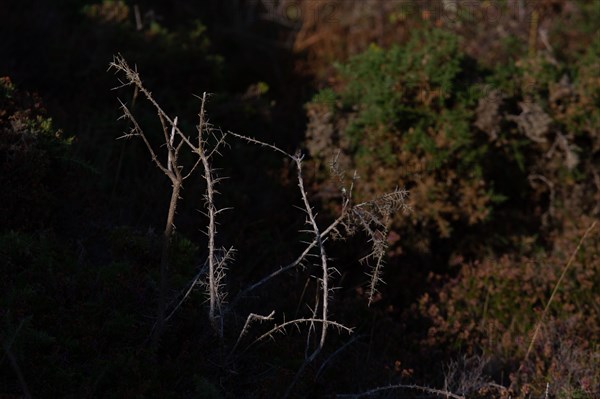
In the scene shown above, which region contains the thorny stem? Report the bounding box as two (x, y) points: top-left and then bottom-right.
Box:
(234, 214), (346, 302)
(197, 92), (222, 336)
(152, 180), (182, 349)
(337, 383), (466, 399)
(112, 57), (410, 397)
(294, 156), (329, 360)
(203, 148), (219, 333)
(113, 58), (188, 349)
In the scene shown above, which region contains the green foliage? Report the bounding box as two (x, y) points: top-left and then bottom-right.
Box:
(308, 28), (492, 239)
(311, 88), (337, 110)
(307, 19), (600, 246)
(337, 29), (462, 140)
(0, 77), (84, 231)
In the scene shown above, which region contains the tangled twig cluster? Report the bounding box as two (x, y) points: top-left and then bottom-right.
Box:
(110, 55), (468, 398)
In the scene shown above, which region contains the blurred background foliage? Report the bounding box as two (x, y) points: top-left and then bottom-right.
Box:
(1, 0), (599, 397)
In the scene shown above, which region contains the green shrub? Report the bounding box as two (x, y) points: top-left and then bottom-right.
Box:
(0, 77), (74, 231)
(307, 28), (493, 241)
(306, 23), (599, 249)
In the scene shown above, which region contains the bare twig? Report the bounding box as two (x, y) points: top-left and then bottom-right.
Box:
(525, 220), (598, 361)
(247, 318), (353, 351)
(112, 56), (410, 398)
(226, 132), (409, 398)
(200, 122), (220, 334)
(165, 262), (209, 322)
(232, 154), (408, 303)
(337, 383), (466, 399)
(187, 92), (231, 337)
(1, 320), (32, 399)
(111, 57), (197, 349)
(117, 100), (171, 178)
(233, 207), (347, 302)
(154, 177), (182, 347)
(351, 188), (410, 304)
(443, 355), (490, 395)
(227, 133), (409, 384)
(110, 55), (197, 151)
(230, 311), (276, 355)
(224, 133), (344, 364)
(226, 130), (294, 160)
(2, 342), (32, 399)
(294, 153), (330, 361)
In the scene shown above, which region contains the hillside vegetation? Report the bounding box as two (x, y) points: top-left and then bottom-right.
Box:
(1, 1), (598, 398)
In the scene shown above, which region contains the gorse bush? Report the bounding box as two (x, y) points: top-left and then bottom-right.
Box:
(481, 38), (600, 229)
(307, 23), (600, 245)
(308, 28), (493, 240)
